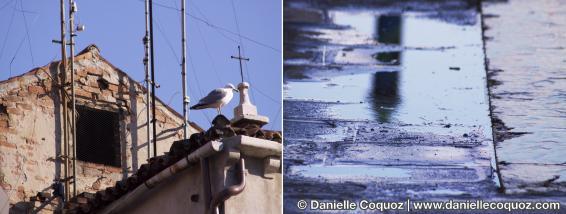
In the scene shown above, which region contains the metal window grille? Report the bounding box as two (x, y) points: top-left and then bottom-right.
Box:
(76, 106), (121, 167)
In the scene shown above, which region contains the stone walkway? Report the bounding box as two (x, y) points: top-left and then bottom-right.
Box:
(482, 0), (566, 194)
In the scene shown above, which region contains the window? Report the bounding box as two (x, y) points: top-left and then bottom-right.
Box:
(76, 106), (121, 167)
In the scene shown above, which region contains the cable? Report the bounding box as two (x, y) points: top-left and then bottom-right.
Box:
(193, 15), (223, 86)
(154, 5), (214, 124)
(9, 36), (26, 77)
(269, 105), (282, 130)
(0, 1), (16, 62)
(18, 0), (35, 66)
(166, 91), (181, 106)
(187, 0), (239, 44)
(228, 0), (282, 127)
(140, 0), (280, 53)
(254, 87), (280, 104)
(0, 0), (14, 11)
(147, 0), (280, 128)
(186, 48), (211, 123)
(229, 0), (243, 46)
(226, 1), (258, 104)
(228, 0), (254, 99)
(154, 16), (181, 64)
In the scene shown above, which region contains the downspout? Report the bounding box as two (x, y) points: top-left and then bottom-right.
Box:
(209, 158), (246, 214)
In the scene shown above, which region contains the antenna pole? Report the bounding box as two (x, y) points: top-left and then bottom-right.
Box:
(230, 46), (249, 83)
(181, 0), (189, 139)
(149, 0), (158, 157)
(69, 0), (77, 198)
(144, 0), (152, 158)
(58, 0), (70, 202)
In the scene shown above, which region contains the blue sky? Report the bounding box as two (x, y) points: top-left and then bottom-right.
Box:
(0, 0), (282, 130)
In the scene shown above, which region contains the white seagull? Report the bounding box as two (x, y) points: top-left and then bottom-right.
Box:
(190, 83), (239, 114)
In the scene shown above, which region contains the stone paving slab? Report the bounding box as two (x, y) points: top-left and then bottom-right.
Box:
(482, 0), (566, 194)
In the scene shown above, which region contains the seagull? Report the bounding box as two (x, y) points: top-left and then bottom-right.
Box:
(190, 83), (239, 114)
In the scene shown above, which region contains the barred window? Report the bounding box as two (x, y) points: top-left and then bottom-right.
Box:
(76, 106), (121, 167)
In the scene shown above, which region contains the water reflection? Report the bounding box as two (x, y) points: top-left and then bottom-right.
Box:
(376, 15), (402, 44)
(284, 11), (489, 126)
(374, 52), (401, 65)
(369, 71), (401, 123)
(370, 15), (402, 123)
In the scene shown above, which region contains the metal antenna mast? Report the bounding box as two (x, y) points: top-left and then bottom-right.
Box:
(57, 0), (70, 202)
(143, 0), (152, 158)
(69, 0), (77, 197)
(149, 0), (158, 157)
(181, 0), (189, 139)
(231, 46), (249, 83)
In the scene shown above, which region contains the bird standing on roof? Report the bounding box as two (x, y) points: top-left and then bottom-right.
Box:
(190, 83), (239, 115)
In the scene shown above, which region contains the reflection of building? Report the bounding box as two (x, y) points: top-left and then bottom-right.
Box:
(1, 45), (282, 213)
(375, 15), (402, 44)
(370, 15), (402, 123)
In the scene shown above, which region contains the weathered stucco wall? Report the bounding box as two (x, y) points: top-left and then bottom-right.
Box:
(0, 45), (200, 212)
(109, 136), (282, 214)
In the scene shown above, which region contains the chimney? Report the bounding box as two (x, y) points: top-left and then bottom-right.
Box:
(231, 82), (269, 128)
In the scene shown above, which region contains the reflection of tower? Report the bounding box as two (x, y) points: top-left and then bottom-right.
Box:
(370, 15), (402, 123)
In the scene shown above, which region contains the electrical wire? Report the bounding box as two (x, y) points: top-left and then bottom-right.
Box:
(18, 0), (35, 66)
(229, 0), (243, 46)
(9, 36), (26, 77)
(194, 17), (223, 86)
(153, 5), (214, 125)
(227, 1), (257, 104)
(188, 0), (239, 45)
(0, 1), (16, 63)
(0, 0), (14, 11)
(141, 0), (280, 53)
(186, 48), (211, 123)
(269, 105), (282, 130)
(154, 16), (181, 64)
(228, 1), (281, 126)
(148, 0), (281, 129)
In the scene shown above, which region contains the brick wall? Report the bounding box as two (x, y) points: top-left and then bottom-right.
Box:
(0, 45), (201, 213)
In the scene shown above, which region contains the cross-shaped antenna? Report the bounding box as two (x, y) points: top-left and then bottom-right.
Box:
(231, 46), (250, 83)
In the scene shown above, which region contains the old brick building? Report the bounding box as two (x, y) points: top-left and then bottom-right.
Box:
(0, 45), (202, 212)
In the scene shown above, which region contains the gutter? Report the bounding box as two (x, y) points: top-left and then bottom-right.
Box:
(99, 141), (224, 214)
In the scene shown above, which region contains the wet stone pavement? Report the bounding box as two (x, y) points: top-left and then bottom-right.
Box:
(284, 0), (566, 213)
(482, 0), (566, 194)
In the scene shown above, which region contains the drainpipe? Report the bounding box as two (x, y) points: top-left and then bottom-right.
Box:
(209, 158), (246, 214)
